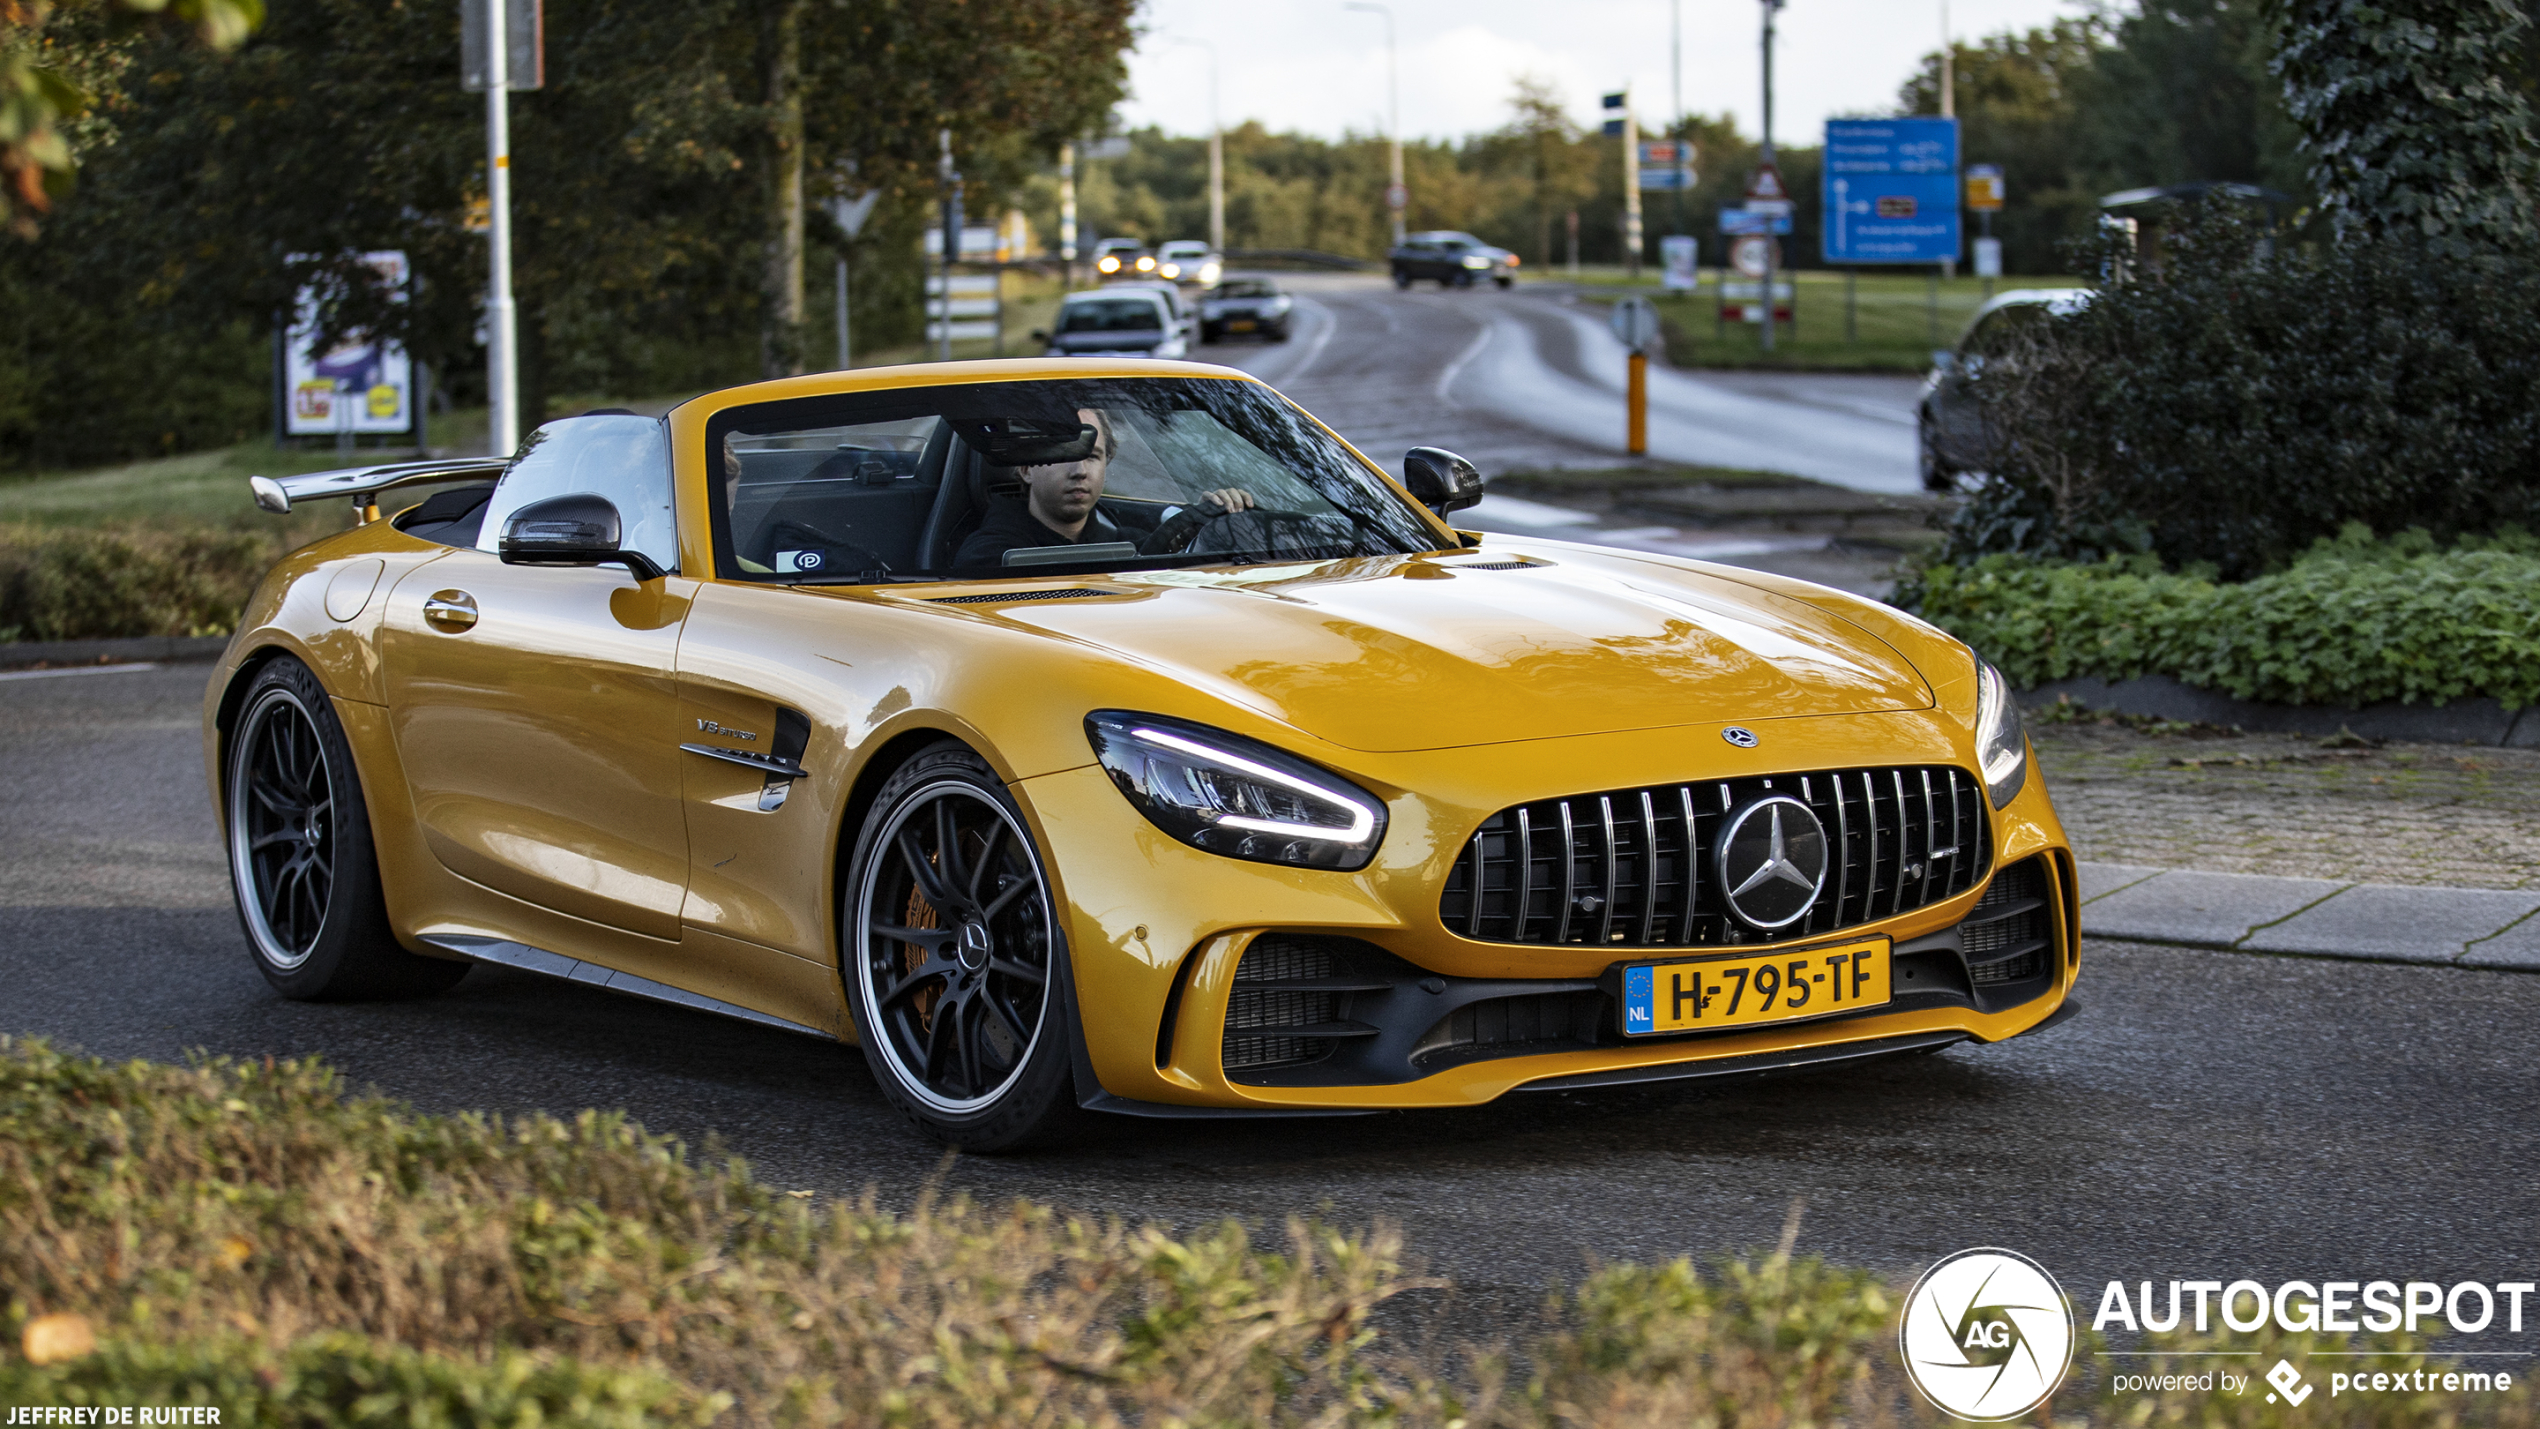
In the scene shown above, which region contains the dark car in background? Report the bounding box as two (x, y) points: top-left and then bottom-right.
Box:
(1390, 231), (1517, 290)
(1199, 277), (1294, 343)
(1918, 288), (2092, 491)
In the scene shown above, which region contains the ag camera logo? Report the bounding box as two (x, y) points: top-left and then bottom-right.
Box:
(1901, 1248), (2076, 1421)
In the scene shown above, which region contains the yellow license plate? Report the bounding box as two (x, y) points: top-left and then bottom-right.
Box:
(1618, 937), (1891, 1036)
(1226, 318), (1256, 331)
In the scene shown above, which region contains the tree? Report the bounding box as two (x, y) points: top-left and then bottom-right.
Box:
(0, 0), (262, 233)
(1897, 20), (2108, 274)
(2268, 0), (2540, 253)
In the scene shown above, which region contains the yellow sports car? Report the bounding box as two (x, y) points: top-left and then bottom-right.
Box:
(207, 359), (2077, 1149)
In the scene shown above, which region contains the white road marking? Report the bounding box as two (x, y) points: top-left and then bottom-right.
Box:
(0, 661), (161, 682)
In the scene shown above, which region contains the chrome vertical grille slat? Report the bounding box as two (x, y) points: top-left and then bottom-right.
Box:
(1440, 764), (1991, 949)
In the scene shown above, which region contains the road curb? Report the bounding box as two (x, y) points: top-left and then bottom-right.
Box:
(0, 635), (231, 669)
(2028, 675), (2540, 748)
(2076, 860), (2540, 970)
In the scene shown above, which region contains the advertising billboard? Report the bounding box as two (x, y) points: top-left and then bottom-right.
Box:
(281, 251), (419, 439)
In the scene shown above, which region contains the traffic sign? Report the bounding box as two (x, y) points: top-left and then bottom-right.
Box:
(1821, 117), (1960, 264)
(1718, 208), (1792, 236)
(1385, 182), (1408, 212)
(1729, 235), (1775, 278)
(1610, 294), (1662, 349)
(1746, 162), (1787, 203)
(1966, 163), (2004, 211)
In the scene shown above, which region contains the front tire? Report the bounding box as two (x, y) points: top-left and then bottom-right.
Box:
(1918, 411), (1955, 493)
(224, 657), (467, 1000)
(843, 741), (1078, 1151)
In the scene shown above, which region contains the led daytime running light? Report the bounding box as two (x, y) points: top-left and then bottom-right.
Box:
(1129, 726), (1376, 843)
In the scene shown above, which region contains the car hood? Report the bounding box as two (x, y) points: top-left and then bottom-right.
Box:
(927, 554), (1933, 753)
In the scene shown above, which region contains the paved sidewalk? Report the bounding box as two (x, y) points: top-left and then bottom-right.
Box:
(2077, 862), (2540, 969)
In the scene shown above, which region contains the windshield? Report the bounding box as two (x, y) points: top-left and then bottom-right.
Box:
(1216, 281), (1278, 299)
(705, 377), (1447, 584)
(1060, 298), (1164, 333)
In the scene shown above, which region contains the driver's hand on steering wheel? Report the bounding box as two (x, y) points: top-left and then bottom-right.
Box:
(1194, 487), (1256, 514)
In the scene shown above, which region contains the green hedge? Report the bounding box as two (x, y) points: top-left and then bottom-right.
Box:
(0, 523), (292, 643)
(1903, 526), (2540, 710)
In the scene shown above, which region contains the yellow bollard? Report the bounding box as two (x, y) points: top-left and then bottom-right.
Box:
(1627, 349), (1648, 455)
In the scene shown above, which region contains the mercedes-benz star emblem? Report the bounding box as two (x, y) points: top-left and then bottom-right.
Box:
(1716, 795), (1830, 929)
(1722, 726), (1759, 748)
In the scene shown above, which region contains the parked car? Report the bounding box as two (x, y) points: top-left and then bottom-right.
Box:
(218, 360), (2074, 1151)
(1919, 288), (2093, 491)
(1101, 279), (1200, 344)
(1199, 277), (1294, 343)
(1154, 240), (1223, 288)
(1092, 237), (1153, 278)
(1035, 289), (1187, 359)
(1390, 231), (1518, 289)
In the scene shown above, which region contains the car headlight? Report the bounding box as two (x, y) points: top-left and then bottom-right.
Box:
(1974, 660), (2028, 809)
(1085, 711), (1386, 870)
(1160, 262), (1181, 278)
(1198, 261), (1221, 283)
(1462, 255), (1491, 269)
(1135, 255), (1156, 272)
(1097, 255), (1120, 273)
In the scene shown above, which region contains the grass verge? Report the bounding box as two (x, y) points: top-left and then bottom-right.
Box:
(1554, 269), (2085, 372)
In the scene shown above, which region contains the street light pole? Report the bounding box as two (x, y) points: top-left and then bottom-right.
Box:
(1344, 2), (1403, 245)
(484, 0), (518, 456)
(1165, 36), (1224, 253)
(1759, 0), (1781, 354)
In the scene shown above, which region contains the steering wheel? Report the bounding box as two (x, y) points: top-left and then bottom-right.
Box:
(1182, 507), (1347, 558)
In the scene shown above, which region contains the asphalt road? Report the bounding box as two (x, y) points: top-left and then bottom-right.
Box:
(1201, 272), (1924, 595)
(8, 661), (2536, 1349)
(1205, 272), (1926, 495)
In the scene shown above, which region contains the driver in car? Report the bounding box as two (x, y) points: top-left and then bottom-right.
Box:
(955, 408), (1255, 567)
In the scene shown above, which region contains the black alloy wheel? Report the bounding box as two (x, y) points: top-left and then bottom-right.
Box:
(845, 741), (1077, 1150)
(224, 657), (467, 999)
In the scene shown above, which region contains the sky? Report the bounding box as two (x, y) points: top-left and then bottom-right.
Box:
(1117, 0), (2092, 148)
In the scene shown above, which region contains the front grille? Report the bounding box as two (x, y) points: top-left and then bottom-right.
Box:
(1440, 766), (1990, 948)
(1219, 935), (1387, 1072)
(927, 588), (1112, 605)
(1962, 857), (2053, 985)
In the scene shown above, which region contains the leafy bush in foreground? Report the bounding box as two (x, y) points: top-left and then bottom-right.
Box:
(1902, 527), (2540, 709)
(3, 1036), (2532, 1427)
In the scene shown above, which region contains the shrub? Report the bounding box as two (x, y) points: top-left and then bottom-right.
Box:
(0, 522), (290, 641)
(1944, 202), (2540, 579)
(1902, 525), (2540, 709)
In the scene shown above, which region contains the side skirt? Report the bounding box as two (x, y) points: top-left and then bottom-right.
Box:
(422, 933), (840, 1042)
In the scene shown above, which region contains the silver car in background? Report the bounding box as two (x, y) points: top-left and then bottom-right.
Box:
(1036, 289), (1189, 359)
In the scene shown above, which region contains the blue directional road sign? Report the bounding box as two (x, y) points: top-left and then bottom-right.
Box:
(1822, 117), (1960, 264)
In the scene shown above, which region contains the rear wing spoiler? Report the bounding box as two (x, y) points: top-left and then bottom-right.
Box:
(249, 457), (509, 518)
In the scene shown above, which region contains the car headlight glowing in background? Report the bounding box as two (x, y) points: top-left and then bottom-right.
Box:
(1096, 255), (1121, 273)
(1135, 255), (1157, 272)
(1085, 711), (1387, 870)
(1198, 261), (1221, 284)
(1974, 660), (2029, 808)
(1160, 263), (1181, 279)
(1507, 254), (1520, 267)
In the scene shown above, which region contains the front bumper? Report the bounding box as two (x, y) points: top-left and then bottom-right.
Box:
(1012, 710), (2077, 1112)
